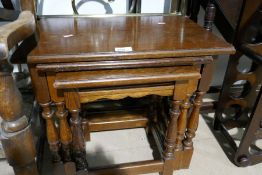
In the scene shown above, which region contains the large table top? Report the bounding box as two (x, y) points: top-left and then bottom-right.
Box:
(28, 15), (234, 64)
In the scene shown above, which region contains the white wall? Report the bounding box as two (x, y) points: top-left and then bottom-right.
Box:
(37, 0), (128, 15)
(36, 0), (172, 15)
(141, 0), (171, 13)
(1, 0), (173, 15)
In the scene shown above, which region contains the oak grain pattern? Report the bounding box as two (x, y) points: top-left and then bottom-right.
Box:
(78, 85), (175, 103)
(28, 15), (234, 64)
(88, 160), (163, 175)
(54, 66), (201, 89)
(36, 56), (213, 72)
(88, 109), (148, 132)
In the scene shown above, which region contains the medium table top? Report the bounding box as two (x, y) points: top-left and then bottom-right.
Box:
(28, 15), (234, 64)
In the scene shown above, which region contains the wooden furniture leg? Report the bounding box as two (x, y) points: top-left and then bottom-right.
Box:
(175, 94), (191, 152)
(64, 89), (88, 171)
(183, 62), (214, 161)
(172, 79), (198, 169)
(162, 99), (180, 175)
(162, 81), (190, 175)
(183, 91), (205, 149)
(0, 71), (38, 175)
(55, 102), (72, 162)
(46, 73), (74, 162)
(29, 65), (61, 163)
(39, 102), (61, 162)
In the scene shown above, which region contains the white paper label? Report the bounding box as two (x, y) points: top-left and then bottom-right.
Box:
(63, 34), (74, 38)
(115, 47), (133, 52)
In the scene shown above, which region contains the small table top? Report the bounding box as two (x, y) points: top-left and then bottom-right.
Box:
(28, 15), (234, 64)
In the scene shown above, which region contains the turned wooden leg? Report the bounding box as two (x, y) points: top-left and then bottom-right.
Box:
(183, 92), (205, 149)
(184, 62), (214, 149)
(55, 102), (72, 162)
(175, 94), (191, 151)
(162, 81), (191, 175)
(39, 102), (61, 162)
(70, 110), (88, 171)
(64, 89), (88, 171)
(162, 100), (181, 175)
(82, 115), (91, 141)
(0, 72), (38, 175)
(204, 0), (216, 31)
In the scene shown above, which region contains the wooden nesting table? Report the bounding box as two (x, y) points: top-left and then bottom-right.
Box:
(28, 15), (234, 175)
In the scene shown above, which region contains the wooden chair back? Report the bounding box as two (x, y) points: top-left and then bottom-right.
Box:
(0, 1), (218, 174)
(238, 4), (262, 45)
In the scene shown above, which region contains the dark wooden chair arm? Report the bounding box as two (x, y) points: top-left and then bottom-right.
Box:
(240, 43), (262, 64)
(0, 11), (35, 60)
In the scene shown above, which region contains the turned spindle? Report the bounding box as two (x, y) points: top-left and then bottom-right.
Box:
(162, 100), (181, 175)
(70, 109), (88, 171)
(175, 94), (191, 151)
(82, 116), (90, 141)
(183, 92), (205, 149)
(64, 90), (88, 171)
(55, 102), (72, 162)
(39, 102), (61, 162)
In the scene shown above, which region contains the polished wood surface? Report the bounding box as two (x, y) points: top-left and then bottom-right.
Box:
(88, 109), (148, 132)
(54, 66), (201, 89)
(36, 56), (212, 72)
(28, 15), (234, 63)
(27, 14), (234, 175)
(89, 160), (163, 175)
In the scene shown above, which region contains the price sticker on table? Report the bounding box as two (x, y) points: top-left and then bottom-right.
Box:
(115, 47), (133, 52)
